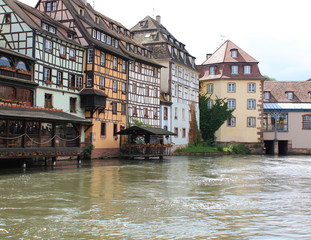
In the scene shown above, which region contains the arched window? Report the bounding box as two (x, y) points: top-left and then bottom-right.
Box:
(16, 61), (27, 71)
(0, 57), (11, 67)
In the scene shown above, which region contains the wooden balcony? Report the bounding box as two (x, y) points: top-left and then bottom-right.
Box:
(0, 67), (32, 81)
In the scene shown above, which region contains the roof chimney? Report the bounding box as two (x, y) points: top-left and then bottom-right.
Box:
(206, 54), (212, 59)
(156, 15), (161, 24)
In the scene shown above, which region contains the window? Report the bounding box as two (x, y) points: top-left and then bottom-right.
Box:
(227, 116), (236, 127)
(101, 122), (106, 137)
(69, 74), (75, 89)
(247, 99), (256, 110)
(244, 65), (251, 75)
(207, 99), (213, 109)
(231, 65), (238, 75)
(70, 97), (77, 113)
(144, 108), (148, 118)
(121, 103), (126, 115)
(164, 107), (168, 120)
(107, 36), (111, 45)
(207, 83), (213, 94)
(132, 83), (137, 94)
(112, 80), (117, 92)
(0, 57), (11, 67)
(101, 33), (106, 42)
(76, 76), (83, 89)
(247, 117), (256, 127)
(113, 57), (118, 70)
(182, 128), (186, 138)
(227, 99), (236, 109)
(303, 115), (311, 129)
(113, 124), (118, 137)
(57, 71), (63, 85)
(16, 61), (27, 71)
(263, 113), (288, 132)
(286, 91), (294, 100)
(231, 49), (238, 58)
(182, 108), (185, 121)
(133, 106), (137, 116)
(264, 91), (270, 100)
(174, 127), (178, 137)
(122, 61), (126, 73)
(69, 49), (76, 60)
(248, 83), (256, 93)
(153, 67), (157, 77)
(86, 73), (93, 87)
(45, 39), (53, 53)
(174, 107), (178, 120)
(145, 86), (149, 97)
(209, 66), (216, 75)
(100, 77), (105, 89)
(52, 1), (57, 11)
(87, 49), (93, 63)
(44, 93), (52, 108)
(121, 82), (126, 94)
(46, 1), (52, 11)
(228, 83), (236, 93)
(4, 13), (11, 24)
(60, 45), (66, 57)
(172, 64), (175, 76)
(92, 29), (97, 39)
(44, 68), (51, 82)
(112, 102), (117, 114)
(136, 62), (141, 73)
(100, 52), (105, 66)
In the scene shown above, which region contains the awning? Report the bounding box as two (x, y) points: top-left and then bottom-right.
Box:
(264, 103), (311, 112)
(117, 125), (176, 136)
(0, 106), (91, 124)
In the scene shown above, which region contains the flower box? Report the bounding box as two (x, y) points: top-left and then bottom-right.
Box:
(17, 69), (31, 75)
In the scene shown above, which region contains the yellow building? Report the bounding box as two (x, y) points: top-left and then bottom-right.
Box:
(198, 40), (265, 149)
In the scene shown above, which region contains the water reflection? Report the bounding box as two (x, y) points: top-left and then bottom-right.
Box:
(1, 155), (311, 239)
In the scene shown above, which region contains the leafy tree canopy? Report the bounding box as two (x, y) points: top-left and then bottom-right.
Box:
(264, 75), (276, 81)
(199, 94), (234, 144)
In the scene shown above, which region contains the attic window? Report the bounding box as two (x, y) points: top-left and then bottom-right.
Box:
(139, 20), (148, 27)
(4, 13), (11, 24)
(231, 49), (238, 58)
(79, 9), (84, 16)
(286, 91), (294, 100)
(46, 1), (57, 12)
(264, 91), (270, 100)
(68, 33), (73, 39)
(95, 17), (99, 23)
(117, 27), (121, 33)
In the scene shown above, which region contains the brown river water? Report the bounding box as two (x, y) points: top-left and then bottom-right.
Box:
(0, 155), (311, 239)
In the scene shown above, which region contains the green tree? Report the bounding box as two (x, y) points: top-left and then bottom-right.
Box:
(264, 75), (276, 81)
(199, 94), (234, 144)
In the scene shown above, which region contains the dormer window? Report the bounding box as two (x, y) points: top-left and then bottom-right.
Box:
(231, 49), (238, 58)
(209, 66), (216, 75)
(79, 8), (84, 16)
(286, 91), (294, 100)
(68, 33), (74, 39)
(134, 46), (138, 54)
(244, 65), (251, 74)
(264, 91), (270, 100)
(95, 17), (99, 23)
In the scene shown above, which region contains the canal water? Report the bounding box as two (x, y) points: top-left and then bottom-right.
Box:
(1, 155), (311, 239)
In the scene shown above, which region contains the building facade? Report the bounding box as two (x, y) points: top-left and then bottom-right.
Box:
(0, 0), (86, 142)
(264, 81), (311, 154)
(198, 40), (265, 151)
(131, 16), (200, 149)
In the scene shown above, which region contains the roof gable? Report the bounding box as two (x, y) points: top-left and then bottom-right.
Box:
(202, 40), (258, 65)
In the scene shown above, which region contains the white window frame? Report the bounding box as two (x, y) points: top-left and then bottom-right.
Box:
(264, 91), (270, 100)
(207, 83), (213, 94)
(227, 116), (236, 127)
(247, 117), (256, 127)
(207, 99), (213, 109)
(209, 66), (216, 75)
(76, 76), (83, 89)
(231, 49), (238, 58)
(244, 65), (251, 75)
(228, 83), (236, 93)
(227, 99), (236, 109)
(100, 77), (105, 89)
(231, 65), (238, 75)
(87, 49), (93, 64)
(247, 99), (256, 110)
(248, 83), (256, 93)
(112, 80), (117, 92)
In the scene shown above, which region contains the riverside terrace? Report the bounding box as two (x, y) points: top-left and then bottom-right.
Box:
(117, 125), (176, 159)
(0, 106), (91, 165)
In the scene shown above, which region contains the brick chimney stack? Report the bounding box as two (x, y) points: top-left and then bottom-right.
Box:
(206, 54), (212, 59)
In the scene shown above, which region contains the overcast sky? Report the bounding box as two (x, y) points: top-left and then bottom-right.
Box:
(20, 0), (311, 81)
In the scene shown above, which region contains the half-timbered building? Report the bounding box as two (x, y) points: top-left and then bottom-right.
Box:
(0, 0), (85, 120)
(0, 47), (90, 164)
(131, 16), (200, 149)
(36, 0), (130, 157)
(94, 13), (162, 128)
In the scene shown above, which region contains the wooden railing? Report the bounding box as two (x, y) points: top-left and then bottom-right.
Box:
(120, 144), (172, 157)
